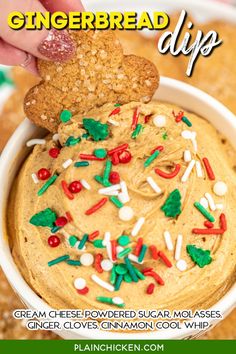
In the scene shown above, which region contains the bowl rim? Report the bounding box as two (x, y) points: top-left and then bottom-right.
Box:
(0, 76), (236, 339)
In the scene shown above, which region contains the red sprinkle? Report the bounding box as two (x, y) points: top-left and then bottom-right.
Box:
(55, 216), (68, 227)
(69, 181), (82, 194)
(143, 270), (165, 286)
(144, 114), (152, 124)
(94, 253), (103, 273)
(77, 287), (89, 295)
(142, 267), (153, 273)
(220, 213), (227, 231)
(155, 164), (181, 179)
(118, 150), (132, 164)
(192, 228), (224, 235)
(204, 221), (214, 229)
(133, 238), (143, 257)
(109, 106), (121, 117)
(131, 107), (140, 130)
(111, 240), (117, 261)
(61, 180), (74, 200)
(109, 171), (120, 184)
(172, 110), (184, 123)
(65, 211), (73, 222)
(158, 251), (172, 268)
(108, 144), (129, 156)
(48, 235), (60, 248)
(149, 245), (159, 260)
(79, 154), (105, 161)
(150, 145), (164, 155)
(111, 152), (120, 165)
(49, 147), (60, 158)
(88, 230), (100, 241)
(202, 157), (215, 180)
(37, 168), (51, 181)
(85, 197), (108, 215)
(146, 283), (155, 295)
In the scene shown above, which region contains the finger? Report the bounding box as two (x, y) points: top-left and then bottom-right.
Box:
(0, 0), (75, 62)
(40, 0), (84, 12)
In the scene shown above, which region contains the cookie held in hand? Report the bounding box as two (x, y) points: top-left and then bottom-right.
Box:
(24, 30), (159, 132)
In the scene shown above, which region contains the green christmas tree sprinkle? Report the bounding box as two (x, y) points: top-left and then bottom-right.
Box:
(65, 136), (81, 146)
(30, 208), (57, 228)
(161, 189), (182, 217)
(186, 245), (212, 268)
(83, 118), (109, 141)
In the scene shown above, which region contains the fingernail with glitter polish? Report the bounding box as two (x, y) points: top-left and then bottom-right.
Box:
(38, 29), (76, 62)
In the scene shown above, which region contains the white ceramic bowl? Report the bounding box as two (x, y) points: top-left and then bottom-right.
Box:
(0, 77), (236, 339)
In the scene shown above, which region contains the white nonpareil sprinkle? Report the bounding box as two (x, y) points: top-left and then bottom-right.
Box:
(183, 150), (191, 162)
(62, 159), (73, 169)
(200, 197), (209, 209)
(74, 277), (86, 290)
(131, 217), (145, 237)
(195, 161), (203, 178)
(175, 234), (183, 261)
(91, 274), (114, 292)
(118, 206), (134, 221)
(80, 179), (91, 190)
(102, 231), (111, 246)
(26, 139), (46, 147)
(205, 193), (216, 211)
(181, 160), (196, 182)
(146, 176), (162, 194)
(128, 253), (143, 264)
(164, 231), (174, 251)
(101, 259), (113, 272)
(99, 184), (121, 195)
(176, 259), (187, 272)
(31, 173), (39, 184)
(213, 181), (228, 196)
(108, 118), (120, 126)
(119, 181), (130, 204)
(80, 253), (94, 266)
(153, 114), (166, 128)
(52, 133), (60, 141)
(112, 297), (124, 305)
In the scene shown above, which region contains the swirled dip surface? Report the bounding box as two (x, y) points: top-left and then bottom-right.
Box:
(8, 101), (236, 311)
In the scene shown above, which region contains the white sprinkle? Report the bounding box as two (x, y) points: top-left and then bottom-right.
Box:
(176, 259), (187, 272)
(116, 246), (124, 253)
(183, 150), (191, 162)
(200, 197), (209, 209)
(31, 173), (39, 184)
(112, 297), (124, 305)
(119, 181), (130, 203)
(119, 206), (134, 221)
(181, 160), (195, 182)
(146, 176), (162, 194)
(102, 231), (111, 246)
(99, 184), (121, 195)
(101, 259), (113, 272)
(74, 277), (86, 290)
(164, 231), (173, 251)
(128, 253), (143, 264)
(80, 253), (94, 266)
(62, 159), (73, 169)
(108, 118), (120, 126)
(80, 179), (91, 190)
(153, 114), (166, 128)
(181, 130), (197, 152)
(26, 139), (46, 147)
(100, 190), (119, 196)
(216, 204), (224, 210)
(195, 161), (203, 178)
(191, 137), (198, 152)
(175, 234), (183, 261)
(106, 241), (114, 262)
(91, 274), (114, 292)
(213, 181), (228, 197)
(52, 133), (60, 141)
(205, 193), (216, 211)
(131, 217), (145, 237)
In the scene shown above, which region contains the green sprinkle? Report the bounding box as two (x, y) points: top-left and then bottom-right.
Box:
(138, 245), (148, 263)
(110, 266), (117, 285)
(96, 296), (113, 305)
(0, 70), (14, 87)
(103, 160), (112, 183)
(109, 196), (123, 209)
(118, 235), (130, 246)
(94, 148), (107, 159)
(114, 274), (123, 291)
(182, 116), (192, 127)
(66, 260), (81, 266)
(78, 234), (88, 249)
(93, 239), (106, 248)
(124, 273), (132, 283)
(65, 136), (81, 146)
(115, 264), (128, 275)
(161, 189), (182, 218)
(133, 266), (146, 280)
(187, 245), (212, 268)
(162, 132), (168, 140)
(38, 175), (58, 196)
(124, 257), (138, 283)
(117, 247), (132, 259)
(48, 255), (69, 267)
(82, 133), (90, 139)
(194, 202), (215, 222)
(131, 124), (142, 139)
(51, 226), (61, 233)
(60, 110), (72, 123)
(94, 175), (111, 187)
(30, 208), (56, 228)
(144, 150), (160, 168)
(69, 236), (78, 247)
(114, 103), (121, 107)
(83, 118), (109, 141)
(74, 161), (90, 167)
